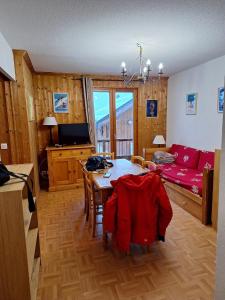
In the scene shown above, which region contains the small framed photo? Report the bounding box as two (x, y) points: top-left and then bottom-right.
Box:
(53, 92), (69, 113)
(218, 87), (224, 113)
(186, 93), (197, 115)
(146, 99), (158, 118)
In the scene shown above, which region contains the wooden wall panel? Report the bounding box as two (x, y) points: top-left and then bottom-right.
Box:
(11, 51), (31, 163)
(33, 75), (167, 155)
(22, 57), (40, 193)
(0, 50), (40, 193)
(33, 74), (86, 154)
(93, 78), (168, 155)
(0, 79), (11, 164)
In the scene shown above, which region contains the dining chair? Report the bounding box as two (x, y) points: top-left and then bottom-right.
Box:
(79, 160), (89, 216)
(92, 152), (115, 159)
(131, 155), (145, 166)
(142, 160), (157, 170)
(81, 167), (89, 218)
(85, 171), (103, 237)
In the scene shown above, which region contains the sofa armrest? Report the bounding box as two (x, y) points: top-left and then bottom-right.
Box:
(143, 147), (171, 161)
(202, 168), (214, 224)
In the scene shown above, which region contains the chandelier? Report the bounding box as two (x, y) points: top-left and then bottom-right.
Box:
(120, 43), (164, 85)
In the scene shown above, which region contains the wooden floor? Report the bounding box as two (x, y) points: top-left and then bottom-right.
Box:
(37, 188), (216, 300)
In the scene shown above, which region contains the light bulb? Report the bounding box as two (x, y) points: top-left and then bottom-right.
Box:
(158, 63), (163, 70)
(146, 59), (151, 66)
(143, 66), (147, 73)
(121, 61), (126, 68)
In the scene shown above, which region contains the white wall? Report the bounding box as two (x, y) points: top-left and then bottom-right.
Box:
(0, 32), (15, 80)
(167, 55), (225, 151)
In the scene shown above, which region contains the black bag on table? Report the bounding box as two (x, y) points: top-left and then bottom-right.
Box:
(85, 156), (113, 171)
(0, 162), (36, 212)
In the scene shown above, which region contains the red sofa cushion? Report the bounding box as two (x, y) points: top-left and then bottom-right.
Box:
(197, 151), (215, 171)
(157, 163), (203, 196)
(169, 144), (200, 169)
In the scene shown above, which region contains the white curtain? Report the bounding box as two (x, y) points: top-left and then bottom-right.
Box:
(82, 77), (96, 146)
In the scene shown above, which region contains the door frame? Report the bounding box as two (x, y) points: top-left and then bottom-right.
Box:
(92, 87), (138, 157)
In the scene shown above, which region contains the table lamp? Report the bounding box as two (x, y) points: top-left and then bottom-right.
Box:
(153, 135), (166, 147)
(43, 116), (57, 146)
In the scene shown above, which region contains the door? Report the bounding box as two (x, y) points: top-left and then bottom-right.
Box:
(93, 89), (137, 158)
(115, 91), (134, 159)
(52, 158), (74, 186)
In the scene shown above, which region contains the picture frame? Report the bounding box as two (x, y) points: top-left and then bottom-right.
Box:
(218, 87), (224, 113)
(186, 93), (197, 115)
(146, 99), (158, 118)
(53, 92), (69, 113)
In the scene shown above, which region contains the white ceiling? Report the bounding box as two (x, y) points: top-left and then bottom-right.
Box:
(0, 0), (225, 76)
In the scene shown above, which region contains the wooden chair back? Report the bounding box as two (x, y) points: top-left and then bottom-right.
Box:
(92, 152), (115, 159)
(143, 147), (170, 161)
(131, 155), (144, 166)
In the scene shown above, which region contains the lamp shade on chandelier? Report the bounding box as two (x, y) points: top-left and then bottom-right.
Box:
(120, 43), (164, 85)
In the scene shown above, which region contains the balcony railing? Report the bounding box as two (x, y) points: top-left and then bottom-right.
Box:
(96, 138), (133, 158)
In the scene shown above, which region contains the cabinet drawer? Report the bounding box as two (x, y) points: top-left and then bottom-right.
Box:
(52, 149), (92, 158)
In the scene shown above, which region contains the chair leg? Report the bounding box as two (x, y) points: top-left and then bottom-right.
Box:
(86, 197), (89, 222)
(92, 205), (96, 238)
(84, 186), (87, 214)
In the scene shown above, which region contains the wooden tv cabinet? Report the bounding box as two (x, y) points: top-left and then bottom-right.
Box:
(46, 144), (95, 191)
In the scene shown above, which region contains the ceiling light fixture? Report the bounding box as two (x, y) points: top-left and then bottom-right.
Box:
(120, 43), (164, 85)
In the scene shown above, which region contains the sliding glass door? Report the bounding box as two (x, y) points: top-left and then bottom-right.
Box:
(93, 89), (137, 158)
(93, 91), (111, 153)
(115, 91), (134, 158)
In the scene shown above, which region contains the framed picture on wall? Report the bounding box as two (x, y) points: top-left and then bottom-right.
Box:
(218, 87), (224, 113)
(146, 99), (158, 118)
(53, 92), (69, 113)
(186, 93), (197, 115)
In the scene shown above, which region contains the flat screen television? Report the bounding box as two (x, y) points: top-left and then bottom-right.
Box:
(58, 123), (90, 146)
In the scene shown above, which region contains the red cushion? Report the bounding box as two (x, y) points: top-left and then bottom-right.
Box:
(158, 163), (203, 196)
(197, 151), (214, 171)
(170, 144), (200, 169)
(169, 144), (185, 157)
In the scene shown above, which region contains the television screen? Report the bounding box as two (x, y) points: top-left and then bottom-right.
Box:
(58, 123), (90, 145)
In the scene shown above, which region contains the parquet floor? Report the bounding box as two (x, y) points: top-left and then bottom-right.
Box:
(37, 188), (216, 300)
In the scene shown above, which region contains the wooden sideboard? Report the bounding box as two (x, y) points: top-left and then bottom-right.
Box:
(46, 144), (95, 191)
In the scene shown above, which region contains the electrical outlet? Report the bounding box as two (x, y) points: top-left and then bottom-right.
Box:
(1, 143), (8, 150)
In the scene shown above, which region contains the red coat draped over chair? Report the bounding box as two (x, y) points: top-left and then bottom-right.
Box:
(103, 172), (173, 252)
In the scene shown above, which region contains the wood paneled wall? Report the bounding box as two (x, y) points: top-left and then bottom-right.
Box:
(1, 50), (40, 193)
(33, 74), (86, 154)
(93, 78), (168, 154)
(33, 74), (167, 155)
(0, 77), (11, 163)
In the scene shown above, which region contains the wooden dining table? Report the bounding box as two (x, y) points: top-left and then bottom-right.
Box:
(91, 158), (149, 202)
(90, 158), (149, 246)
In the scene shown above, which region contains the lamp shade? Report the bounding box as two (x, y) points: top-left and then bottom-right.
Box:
(153, 135), (166, 145)
(43, 116), (57, 126)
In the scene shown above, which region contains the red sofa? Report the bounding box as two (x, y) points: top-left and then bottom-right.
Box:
(157, 144), (215, 197)
(143, 144), (215, 224)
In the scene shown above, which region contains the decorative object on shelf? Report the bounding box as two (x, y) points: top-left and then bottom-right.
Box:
(53, 92), (69, 113)
(43, 116), (58, 146)
(120, 43), (164, 85)
(146, 99), (158, 117)
(153, 135), (166, 147)
(186, 93), (197, 115)
(218, 87), (224, 113)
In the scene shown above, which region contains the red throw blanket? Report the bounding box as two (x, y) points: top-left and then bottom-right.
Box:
(103, 173), (173, 252)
